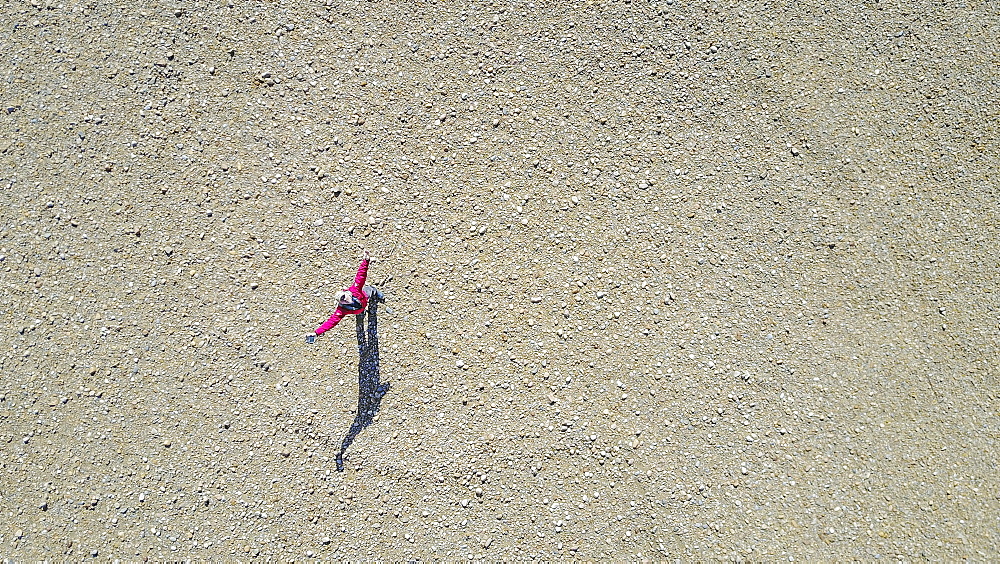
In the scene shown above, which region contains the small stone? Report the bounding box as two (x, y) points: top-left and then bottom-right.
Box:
(313, 219), (324, 226)
(162, 440), (171, 447)
(460, 498), (470, 507)
(530, 296), (542, 303)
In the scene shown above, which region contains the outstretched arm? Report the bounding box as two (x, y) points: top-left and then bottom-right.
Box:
(352, 255), (370, 291)
(315, 309), (346, 336)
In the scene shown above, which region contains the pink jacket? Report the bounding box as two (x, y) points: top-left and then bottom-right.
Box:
(315, 258), (369, 335)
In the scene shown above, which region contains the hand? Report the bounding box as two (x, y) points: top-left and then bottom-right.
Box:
(305, 333), (316, 344)
(363, 249), (371, 262)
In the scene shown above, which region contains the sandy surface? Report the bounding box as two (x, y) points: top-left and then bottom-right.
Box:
(2, 0), (999, 559)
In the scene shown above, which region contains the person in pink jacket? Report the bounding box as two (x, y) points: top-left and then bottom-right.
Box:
(305, 249), (390, 471)
(306, 250), (381, 341)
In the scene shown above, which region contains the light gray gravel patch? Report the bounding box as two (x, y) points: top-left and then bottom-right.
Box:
(1, 0), (998, 560)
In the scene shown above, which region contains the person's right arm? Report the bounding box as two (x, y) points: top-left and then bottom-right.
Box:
(315, 309), (345, 336)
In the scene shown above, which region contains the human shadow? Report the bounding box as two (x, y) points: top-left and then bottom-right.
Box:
(336, 291), (390, 472)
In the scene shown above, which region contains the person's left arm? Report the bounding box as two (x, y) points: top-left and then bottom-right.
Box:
(351, 251), (370, 290)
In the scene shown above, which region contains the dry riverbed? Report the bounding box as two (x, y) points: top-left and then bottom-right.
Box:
(1, 0), (998, 559)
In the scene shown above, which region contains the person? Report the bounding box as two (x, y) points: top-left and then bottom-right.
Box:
(304, 249), (390, 470)
(306, 250), (382, 342)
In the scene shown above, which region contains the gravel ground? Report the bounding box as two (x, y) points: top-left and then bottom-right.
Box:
(2, 0), (998, 559)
